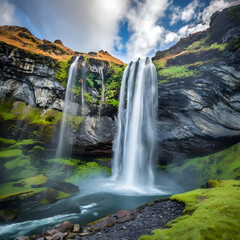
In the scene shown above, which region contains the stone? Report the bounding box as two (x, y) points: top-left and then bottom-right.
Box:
(54, 39), (63, 45)
(14, 237), (28, 240)
(66, 232), (78, 239)
(73, 224), (81, 232)
(56, 221), (73, 233)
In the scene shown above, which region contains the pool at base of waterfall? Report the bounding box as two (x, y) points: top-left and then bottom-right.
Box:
(0, 174), (181, 240)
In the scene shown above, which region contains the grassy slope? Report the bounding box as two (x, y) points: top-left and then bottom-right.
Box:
(170, 142), (240, 187)
(140, 180), (240, 240)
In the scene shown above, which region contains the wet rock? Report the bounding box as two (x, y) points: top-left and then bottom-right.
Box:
(13, 182), (26, 187)
(43, 188), (59, 203)
(73, 224), (81, 232)
(66, 232), (78, 239)
(14, 236), (29, 240)
(46, 179), (79, 194)
(56, 221), (73, 233)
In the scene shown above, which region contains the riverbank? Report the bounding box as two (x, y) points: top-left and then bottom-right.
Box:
(15, 199), (184, 240)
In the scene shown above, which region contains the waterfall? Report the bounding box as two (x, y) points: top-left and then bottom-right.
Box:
(112, 57), (158, 192)
(56, 56), (80, 158)
(99, 68), (105, 109)
(81, 61), (86, 114)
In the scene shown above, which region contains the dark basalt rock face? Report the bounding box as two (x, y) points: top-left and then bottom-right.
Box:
(154, 5), (240, 163)
(157, 54), (240, 163)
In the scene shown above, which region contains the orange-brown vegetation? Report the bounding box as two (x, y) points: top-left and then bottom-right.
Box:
(0, 25), (125, 65)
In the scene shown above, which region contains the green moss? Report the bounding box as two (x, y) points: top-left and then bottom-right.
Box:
(55, 58), (71, 88)
(0, 137), (16, 145)
(47, 158), (80, 167)
(0, 99), (63, 127)
(84, 92), (96, 104)
(72, 85), (81, 97)
(0, 149), (22, 158)
(14, 139), (37, 147)
(158, 80), (169, 85)
(140, 180), (240, 240)
(4, 156), (31, 170)
(104, 64), (123, 107)
(158, 65), (197, 80)
(153, 59), (166, 69)
(0, 174), (47, 201)
(171, 142), (240, 186)
(186, 36), (226, 52)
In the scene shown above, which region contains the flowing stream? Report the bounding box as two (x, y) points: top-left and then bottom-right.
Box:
(111, 57), (159, 193)
(56, 56), (80, 158)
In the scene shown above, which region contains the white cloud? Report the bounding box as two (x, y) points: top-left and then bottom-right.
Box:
(0, 0), (20, 25)
(10, 0), (128, 54)
(166, 0), (240, 46)
(124, 0), (169, 61)
(170, 0), (200, 25)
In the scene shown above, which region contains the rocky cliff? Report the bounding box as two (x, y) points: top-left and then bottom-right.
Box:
(153, 5), (240, 163)
(0, 26), (125, 156)
(0, 5), (240, 162)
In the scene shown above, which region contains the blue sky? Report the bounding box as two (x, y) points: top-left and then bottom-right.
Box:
(0, 0), (240, 62)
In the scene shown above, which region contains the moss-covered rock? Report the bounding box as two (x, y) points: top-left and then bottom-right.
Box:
(140, 180), (240, 240)
(170, 142), (240, 188)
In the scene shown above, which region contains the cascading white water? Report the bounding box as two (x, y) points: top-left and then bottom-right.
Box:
(112, 57), (159, 193)
(81, 61), (86, 114)
(56, 56), (80, 158)
(99, 68), (105, 109)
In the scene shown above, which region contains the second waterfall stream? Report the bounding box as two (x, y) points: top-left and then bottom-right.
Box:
(111, 57), (160, 194)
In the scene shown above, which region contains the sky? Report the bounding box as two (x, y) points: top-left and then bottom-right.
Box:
(0, 0), (240, 63)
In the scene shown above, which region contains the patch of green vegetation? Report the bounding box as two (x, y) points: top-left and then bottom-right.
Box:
(65, 115), (83, 132)
(171, 142), (240, 187)
(72, 85), (81, 97)
(158, 80), (169, 85)
(84, 56), (89, 64)
(226, 36), (240, 52)
(0, 137), (16, 145)
(0, 174), (48, 202)
(55, 58), (71, 88)
(104, 63), (124, 107)
(47, 158), (80, 167)
(84, 92), (96, 104)
(209, 42), (227, 51)
(86, 73), (95, 88)
(66, 161), (111, 183)
(0, 99), (63, 127)
(158, 65), (197, 80)
(14, 139), (37, 147)
(186, 37), (226, 52)
(153, 59), (165, 69)
(4, 156), (31, 170)
(140, 180), (240, 240)
(227, 4), (240, 19)
(0, 149), (22, 158)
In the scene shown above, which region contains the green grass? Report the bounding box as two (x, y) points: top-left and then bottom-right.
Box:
(140, 180), (240, 240)
(170, 142), (240, 187)
(158, 65), (197, 80)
